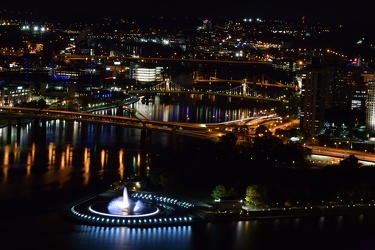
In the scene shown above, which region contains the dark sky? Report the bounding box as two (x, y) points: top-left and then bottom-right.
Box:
(2, 2), (374, 24)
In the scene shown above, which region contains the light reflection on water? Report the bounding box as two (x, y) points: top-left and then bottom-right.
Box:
(0, 118), (149, 200)
(2, 101), (245, 202)
(0, 101), (259, 198)
(190, 216), (375, 250)
(3, 102), (375, 250)
(92, 101), (258, 123)
(2, 212), (368, 250)
(70, 225), (193, 250)
(134, 101), (257, 123)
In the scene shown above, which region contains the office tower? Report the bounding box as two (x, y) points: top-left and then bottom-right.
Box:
(301, 66), (371, 135)
(366, 81), (375, 133)
(300, 64), (326, 135)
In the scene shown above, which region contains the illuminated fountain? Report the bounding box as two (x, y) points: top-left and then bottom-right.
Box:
(69, 185), (196, 226)
(107, 187), (152, 216)
(89, 186), (160, 217)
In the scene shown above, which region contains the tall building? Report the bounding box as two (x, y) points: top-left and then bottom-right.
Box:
(300, 64), (326, 134)
(300, 54), (373, 135)
(366, 81), (375, 133)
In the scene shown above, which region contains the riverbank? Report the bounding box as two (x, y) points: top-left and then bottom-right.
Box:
(62, 186), (375, 228)
(200, 203), (375, 222)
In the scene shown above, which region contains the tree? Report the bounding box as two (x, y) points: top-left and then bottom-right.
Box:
(245, 184), (263, 207)
(255, 125), (272, 138)
(211, 185), (227, 199)
(37, 98), (48, 108)
(216, 133), (238, 149)
(340, 154), (360, 168)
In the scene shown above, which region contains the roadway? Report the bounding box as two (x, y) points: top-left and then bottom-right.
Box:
(311, 145), (375, 164)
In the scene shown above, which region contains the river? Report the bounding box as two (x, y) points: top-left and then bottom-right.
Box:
(1, 100), (375, 250)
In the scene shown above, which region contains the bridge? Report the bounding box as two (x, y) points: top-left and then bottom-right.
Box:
(128, 76), (296, 102)
(48, 54), (299, 102)
(0, 106), (258, 141)
(3, 106), (375, 166)
(192, 71), (298, 90)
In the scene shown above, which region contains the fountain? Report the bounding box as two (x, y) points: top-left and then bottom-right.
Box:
(68, 185), (196, 226)
(89, 186), (160, 217)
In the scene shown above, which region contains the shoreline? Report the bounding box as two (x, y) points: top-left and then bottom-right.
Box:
(200, 204), (375, 222)
(62, 189), (375, 227)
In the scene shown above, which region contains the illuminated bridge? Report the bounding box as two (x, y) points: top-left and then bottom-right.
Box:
(191, 71), (297, 89)
(0, 106), (257, 141)
(128, 74), (297, 102)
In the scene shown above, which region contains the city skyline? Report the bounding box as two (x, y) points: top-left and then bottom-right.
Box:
(2, 3), (375, 250)
(1, 3), (374, 138)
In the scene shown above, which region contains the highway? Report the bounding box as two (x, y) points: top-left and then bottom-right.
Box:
(311, 145), (375, 164)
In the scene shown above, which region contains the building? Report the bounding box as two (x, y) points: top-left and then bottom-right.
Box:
(0, 82), (32, 106)
(129, 62), (163, 84)
(366, 81), (375, 133)
(213, 197), (243, 213)
(300, 54), (373, 135)
(300, 63), (326, 135)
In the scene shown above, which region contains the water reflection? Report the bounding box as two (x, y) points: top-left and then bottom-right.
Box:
(91, 102), (258, 123)
(0, 119), (151, 200)
(71, 225), (193, 250)
(189, 215), (375, 250)
(3, 102), (375, 250)
(133, 102), (256, 123)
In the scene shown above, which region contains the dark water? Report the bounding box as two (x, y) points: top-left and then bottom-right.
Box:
(1, 102), (375, 250)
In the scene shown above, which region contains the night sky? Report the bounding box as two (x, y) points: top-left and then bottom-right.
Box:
(2, 2), (374, 24)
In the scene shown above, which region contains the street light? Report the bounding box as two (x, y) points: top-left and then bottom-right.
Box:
(344, 141), (349, 159)
(312, 137), (315, 151)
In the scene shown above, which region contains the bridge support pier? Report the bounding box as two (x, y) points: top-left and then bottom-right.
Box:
(6, 118), (11, 144)
(16, 118), (22, 143)
(7, 116), (12, 127)
(30, 117), (47, 146)
(117, 105), (124, 116)
(140, 129), (152, 149)
(33, 117), (39, 127)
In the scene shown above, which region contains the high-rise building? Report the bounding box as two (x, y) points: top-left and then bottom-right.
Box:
(300, 54), (373, 135)
(300, 64), (326, 135)
(366, 81), (375, 133)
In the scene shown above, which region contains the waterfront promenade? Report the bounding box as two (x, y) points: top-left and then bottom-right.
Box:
(63, 185), (375, 228)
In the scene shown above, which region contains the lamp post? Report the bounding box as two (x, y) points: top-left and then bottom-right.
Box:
(312, 137), (315, 152)
(344, 141), (349, 159)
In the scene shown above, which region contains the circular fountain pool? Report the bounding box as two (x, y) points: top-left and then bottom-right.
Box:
(65, 187), (199, 227)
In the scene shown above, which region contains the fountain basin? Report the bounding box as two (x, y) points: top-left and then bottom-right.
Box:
(66, 188), (198, 227)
